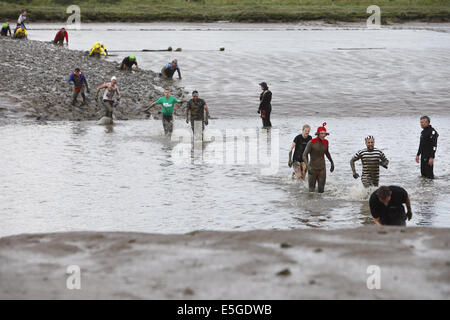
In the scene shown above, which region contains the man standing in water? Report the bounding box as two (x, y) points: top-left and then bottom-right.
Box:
(257, 82), (272, 128)
(186, 90), (210, 135)
(149, 88), (181, 135)
(96, 76), (121, 119)
(350, 136), (389, 188)
(369, 186), (412, 226)
(288, 124), (312, 179)
(67, 68), (90, 106)
(303, 123), (334, 193)
(160, 59), (181, 79)
(416, 116), (438, 179)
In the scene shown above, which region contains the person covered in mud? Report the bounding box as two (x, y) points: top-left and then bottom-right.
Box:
(67, 68), (90, 106)
(53, 28), (68, 46)
(17, 11), (27, 29)
(369, 186), (412, 226)
(288, 124), (312, 179)
(160, 59), (181, 79)
(1, 22), (12, 37)
(89, 41), (108, 57)
(257, 82), (272, 128)
(149, 88), (181, 135)
(14, 25), (27, 39)
(96, 76), (121, 119)
(186, 90), (210, 134)
(416, 115), (439, 179)
(120, 55), (138, 71)
(350, 135), (389, 188)
(303, 122), (334, 193)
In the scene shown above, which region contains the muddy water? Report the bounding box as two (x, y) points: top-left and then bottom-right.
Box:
(1, 23), (449, 237)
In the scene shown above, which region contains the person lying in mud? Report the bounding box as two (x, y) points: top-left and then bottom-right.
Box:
(96, 76), (121, 119)
(160, 59), (181, 79)
(89, 41), (108, 57)
(1, 22), (12, 37)
(369, 186), (412, 226)
(149, 88), (181, 135)
(53, 28), (68, 46)
(303, 122), (334, 193)
(350, 135), (389, 188)
(68, 68), (90, 106)
(120, 55), (138, 71)
(289, 124), (312, 180)
(14, 25), (27, 39)
(186, 90), (209, 135)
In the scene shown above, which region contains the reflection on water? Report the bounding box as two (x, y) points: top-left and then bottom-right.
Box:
(0, 116), (448, 237)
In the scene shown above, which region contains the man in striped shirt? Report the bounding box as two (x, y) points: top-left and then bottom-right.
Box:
(350, 136), (389, 188)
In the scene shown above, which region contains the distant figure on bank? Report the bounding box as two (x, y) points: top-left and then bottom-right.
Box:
(288, 124), (312, 179)
(67, 68), (90, 106)
(120, 55), (138, 71)
(53, 28), (68, 46)
(303, 122), (334, 193)
(350, 135), (389, 188)
(96, 76), (121, 119)
(1, 22), (12, 37)
(17, 11), (27, 29)
(160, 59), (181, 79)
(14, 25), (27, 39)
(369, 186), (412, 226)
(186, 90), (210, 135)
(257, 82), (272, 128)
(89, 41), (108, 57)
(149, 88), (181, 135)
(416, 116), (438, 179)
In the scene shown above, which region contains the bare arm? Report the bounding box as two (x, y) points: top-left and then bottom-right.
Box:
(288, 142), (296, 167)
(96, 83), (107, 94)
(302, 142), (312, 167)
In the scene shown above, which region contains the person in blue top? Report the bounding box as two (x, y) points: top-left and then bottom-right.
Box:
(160, 59), (182, 79)
(67, 68), (90, 106)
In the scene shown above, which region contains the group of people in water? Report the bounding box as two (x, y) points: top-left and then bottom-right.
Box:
(1, 11), (28, 39)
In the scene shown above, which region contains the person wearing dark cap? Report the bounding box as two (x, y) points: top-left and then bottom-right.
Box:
(53, 27), (68, 45)
(303, 122), (334, 193)
(415, 116), (439, 179)
(258, 82), (272, 128)
(186, 90), (209, 135)
(369, 186), (412, 226)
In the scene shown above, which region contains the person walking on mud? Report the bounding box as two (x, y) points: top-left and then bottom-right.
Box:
(258, 82), (272, 128)
(369, 186), (412, 226)
(68, 68), (90, 106)
(186, 90), (210, 136)
(160, 59), (181, 79)
(149, 88), (181, 135)
(1, 22), (12, 37)
(350, 135), (389, 188)
(416, 116), (439, 179)
(289, 124), (312, 179)
(53, 28), (68, 46)
(303, 122), (334, 193)
(96, 76), (121, 119)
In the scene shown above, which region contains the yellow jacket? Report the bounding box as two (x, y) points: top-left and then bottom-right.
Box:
(89, 42), (107, 56)
(15, 27), (27, 38)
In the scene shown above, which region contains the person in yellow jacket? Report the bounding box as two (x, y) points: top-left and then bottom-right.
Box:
(14, 25), (27, 39)
(89, 41), (108, 57)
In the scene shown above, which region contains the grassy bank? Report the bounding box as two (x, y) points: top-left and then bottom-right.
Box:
(1, 0), (450, 23)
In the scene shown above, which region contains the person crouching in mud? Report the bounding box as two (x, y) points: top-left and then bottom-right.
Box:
(303, 122), (334, 193)
(257, 82), (272, 128)
(149, 88), (181, 135)
(67, 68), (89, 106)
(370, 186), (412, 226)
(288, 124), (312, 179)
(96, 76), (121, 120)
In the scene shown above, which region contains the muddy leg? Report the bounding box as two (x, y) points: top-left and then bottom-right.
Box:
(308, 170), (317, 192)
(317, 169), (327, 193)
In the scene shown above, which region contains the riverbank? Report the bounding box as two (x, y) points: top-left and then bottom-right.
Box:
(0, 38), (187, 121)
(1, 0), (450, 23)
(0, 226), (449, 299)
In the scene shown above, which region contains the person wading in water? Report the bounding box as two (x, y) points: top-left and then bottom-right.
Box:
(257, 81), (272, 128)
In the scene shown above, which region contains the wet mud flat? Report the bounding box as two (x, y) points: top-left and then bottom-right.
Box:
(0, 38), (188, 121)
(0, 227), (449, 299)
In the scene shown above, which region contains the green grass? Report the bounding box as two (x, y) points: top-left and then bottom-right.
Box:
(1, 0), (450, 23)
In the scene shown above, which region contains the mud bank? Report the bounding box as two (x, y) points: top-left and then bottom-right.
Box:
(0, 227), (449, 299)
(0, 38), (188, 121)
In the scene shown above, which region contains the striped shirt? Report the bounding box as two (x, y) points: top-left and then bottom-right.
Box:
(351, 148), (388, 187)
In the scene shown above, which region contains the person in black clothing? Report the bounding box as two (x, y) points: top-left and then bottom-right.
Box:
(1, 22), (12, 37)
(258, 81), (272, 128)
(120, 55), (138, 71)
(415, 116), (439, 179)
(288, 124), (312, 179)
(369, 186), (412, 226)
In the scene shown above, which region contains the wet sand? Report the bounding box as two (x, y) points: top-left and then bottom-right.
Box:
(1, 227), (449, 299)
(0, 38), (188, 121)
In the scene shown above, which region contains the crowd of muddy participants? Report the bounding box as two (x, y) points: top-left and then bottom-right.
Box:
(0, 10), (440, 227)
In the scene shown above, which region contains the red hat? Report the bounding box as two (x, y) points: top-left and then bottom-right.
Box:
(315, 122), (329, 135)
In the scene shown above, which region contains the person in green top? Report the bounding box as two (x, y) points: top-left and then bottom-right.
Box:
(1, 22), (12, 37)
(149, 88), (181, 134)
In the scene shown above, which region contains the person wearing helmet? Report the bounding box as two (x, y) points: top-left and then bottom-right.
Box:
(67, 68), (90, 106)
(89, 41), (108, 57)
(160, 59), (181, 79)
(120, 55), (138, 71)
(1, 22), (12, 37)
(186, 90), (210, 135)
(350, 136), (389, 188)
(53, 27), (68, 46)
(258, 81), (272, 128)
(96, 76), (121, 119)
(303, 122), (335, 193)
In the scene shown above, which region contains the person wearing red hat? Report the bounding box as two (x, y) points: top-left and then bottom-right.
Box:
(302, 122), (334, 193)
